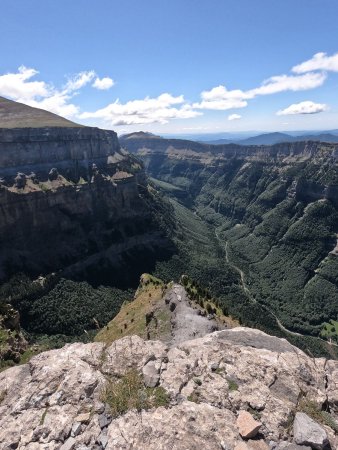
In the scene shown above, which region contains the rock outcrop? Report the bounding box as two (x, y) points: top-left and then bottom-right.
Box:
(1, 327), (338, 449)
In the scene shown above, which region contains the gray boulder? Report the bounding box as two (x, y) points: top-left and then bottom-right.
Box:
(142, 360), (160, 387)
(293, 412), (329, 450)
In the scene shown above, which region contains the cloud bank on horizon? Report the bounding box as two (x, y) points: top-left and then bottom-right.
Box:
(0, 51), (337, 129)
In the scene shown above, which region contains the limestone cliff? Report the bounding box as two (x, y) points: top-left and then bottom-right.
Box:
(0, 326), (337, 449)
(0, 102), (173, 283)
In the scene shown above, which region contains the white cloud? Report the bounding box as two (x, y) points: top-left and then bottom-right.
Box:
(195, 72), (326, 111)
(193, 85), (249, 110)
(228, 114), (241, 121)
(293, 52), (338, 73)
(80, 93), (201, 125)
(276, 101), (328, 116)
(0, 65), (50, 101)
(64, 71), (95, 92)
(0, 67), (113, 119)
(248, 72), (326, 96)
(92, 77), (114, 90)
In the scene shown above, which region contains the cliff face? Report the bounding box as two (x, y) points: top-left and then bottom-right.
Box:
(1, 326), (337, 449)
(121, 134), (338, 341)
(0, 125), (173, 283)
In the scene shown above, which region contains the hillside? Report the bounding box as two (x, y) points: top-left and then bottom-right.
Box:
(0, 96), (81, 128)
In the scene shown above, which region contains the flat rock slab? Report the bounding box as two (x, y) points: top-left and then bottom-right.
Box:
(217, 328), (295, 353)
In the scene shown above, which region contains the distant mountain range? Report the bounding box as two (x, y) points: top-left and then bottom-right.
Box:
(205, 131), (338, 145)
(154, 130), (338, 146)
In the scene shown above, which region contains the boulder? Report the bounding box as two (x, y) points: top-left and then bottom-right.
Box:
(293, 412), (329, 450)
(142, 360), (160, 387)
(237, 410), (262, 439)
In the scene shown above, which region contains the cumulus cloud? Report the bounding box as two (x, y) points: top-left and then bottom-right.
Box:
(276, 101), (328, 116)
(228, 114), (241, 121)
(293, 52), (338, 73)
(193, 85), (249, 110)
(80, 93), (201, 125)
(92, 77), (114, 90)
(195, 72), (326, 111)
(0, 66), (50, 101)
(0, 67), (114, 119)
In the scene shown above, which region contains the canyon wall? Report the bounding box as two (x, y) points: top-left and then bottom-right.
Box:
(0, 127), (173, 283)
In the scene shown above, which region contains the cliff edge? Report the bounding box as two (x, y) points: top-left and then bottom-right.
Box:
(0, 327), (337, 449)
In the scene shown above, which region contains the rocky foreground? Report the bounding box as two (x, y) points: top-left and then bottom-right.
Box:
(0, 327), (338, 449)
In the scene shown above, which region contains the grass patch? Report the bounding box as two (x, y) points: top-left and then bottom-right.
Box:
(0, 390), (7, 404)
(40, 407), (49, 425)
(298, 397), (338, 433)
(227, 378), (239, 391)
(95, 275), (165, 344)
(101, 370), (169, 418)
(187, 391), (200, 403)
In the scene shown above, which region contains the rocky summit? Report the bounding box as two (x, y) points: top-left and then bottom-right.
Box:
(1, 326), (338, 449)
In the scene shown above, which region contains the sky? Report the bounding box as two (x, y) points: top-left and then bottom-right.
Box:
(1, 0), (338, 135)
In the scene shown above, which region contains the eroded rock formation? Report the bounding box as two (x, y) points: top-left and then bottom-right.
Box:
(0, 327), (337, 449)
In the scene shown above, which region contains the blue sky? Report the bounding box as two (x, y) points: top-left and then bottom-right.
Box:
(1, 0), (338, 134)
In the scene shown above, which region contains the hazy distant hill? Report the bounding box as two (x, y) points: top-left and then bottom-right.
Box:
(206, 131), (338, 145)
(0, 96), (81, 128)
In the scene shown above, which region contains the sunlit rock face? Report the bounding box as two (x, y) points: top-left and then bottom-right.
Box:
(0, 327), (337, 449)
(0, 120), (172, 284)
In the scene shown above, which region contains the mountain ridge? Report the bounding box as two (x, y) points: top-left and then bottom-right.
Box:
(0, 96), (82, 128)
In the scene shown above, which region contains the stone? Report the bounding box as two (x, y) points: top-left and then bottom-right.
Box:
(74, 412), (91, 423)
(71, 421), (82, 437)
(210, 362), (219, 372)
(98, 412), (112, 429)
(293, 412), (329, 450)
(60, 437), (76, 450)
(236, 410), (262, 439)
(0, 328), (338, 449)
(98, 430), (108, 449)
(142, 360), (160, 387)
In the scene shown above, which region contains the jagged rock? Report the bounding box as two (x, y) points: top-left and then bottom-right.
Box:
(236, 410), (262, 439)
(0, 328), (337, 449)
(71, 421), (82, 437)
(98, 430), (108, 449)
(142, 360), (160, 387)
(14, 172), (26, 188)
(60, 437), (76, 450)
(98, 412), (112, 429)
(293, 412), (329, 450)
(210, 362), (219, 372)
(48, 167), (59, 180)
